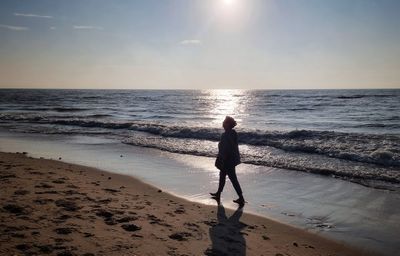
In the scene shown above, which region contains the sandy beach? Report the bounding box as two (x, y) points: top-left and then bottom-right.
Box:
(0, 152), (377, 256)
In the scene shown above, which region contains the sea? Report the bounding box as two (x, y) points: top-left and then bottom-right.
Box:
(0, 89), (399, 189)
(0, 89), (400, 255)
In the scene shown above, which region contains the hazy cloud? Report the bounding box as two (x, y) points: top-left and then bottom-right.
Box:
(180, 39), (202, 45)
(0, 24), (29, 31)
(73, 26), (103, 30)
(14, 13), (53, 19)
(50, 26), (56, 30)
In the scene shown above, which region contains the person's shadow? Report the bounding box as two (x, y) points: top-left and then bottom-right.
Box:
(206, 202), (246, 256)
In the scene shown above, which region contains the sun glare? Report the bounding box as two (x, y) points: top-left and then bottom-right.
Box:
(223, 0), (235, 6)
(216, 0), (244, 24)
(222, 0), (239, 10)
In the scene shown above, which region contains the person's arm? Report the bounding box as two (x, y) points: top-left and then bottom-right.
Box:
(219, 133), (234, 161)
(218, 133), (226, 160)
(232, 130), (241, 165)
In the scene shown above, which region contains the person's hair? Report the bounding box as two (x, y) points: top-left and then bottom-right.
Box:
(224, 116), (237, 129)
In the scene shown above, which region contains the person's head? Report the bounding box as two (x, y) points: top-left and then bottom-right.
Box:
(223, 116), (237, 131)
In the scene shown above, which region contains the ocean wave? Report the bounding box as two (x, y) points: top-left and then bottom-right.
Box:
(8, 107), (92, 112)
(1, 113), (399, 168)
(288, 108), (316, 111)
(336, 94), (394, 99)
(358, 123), (400, 129)
(122, 134), (400, 186)
(337, 95), (366, 99)
(52, 107), (90, 112)
(51, 119), (133, 129)
(43, 114), (113, 119)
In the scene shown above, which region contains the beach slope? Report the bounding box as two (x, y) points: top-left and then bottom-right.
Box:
(0, 152), (375, 256)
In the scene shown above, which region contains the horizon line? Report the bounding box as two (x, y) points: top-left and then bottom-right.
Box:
(0, 87), (399, 91)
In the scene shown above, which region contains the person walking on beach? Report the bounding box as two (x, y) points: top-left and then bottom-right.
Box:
(211, 116), (245, 207)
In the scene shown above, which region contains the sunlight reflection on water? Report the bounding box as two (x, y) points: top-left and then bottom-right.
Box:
(207, 89), (247, 126)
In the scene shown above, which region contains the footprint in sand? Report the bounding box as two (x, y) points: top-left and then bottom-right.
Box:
(10, 233), (26, 238)
(3, 204), (29, 215)
(147, 214), (171, 227)
(55, 199), (82, 212)
(29, 171), (44, 175)
(116, 216), (138, 223)
(0, 174), (17, 180)
(55, 214), (72, 223)
(35, 244), (54, 254)
(34, 198), (54, 205)
(35, 182), (54, 189)
(184, 222), (200, 230)
(35, 190), (59, 195)
(301, 243), (315, 249)
(121, 224), (141, 232)
(174, 206), (185, 214)
(14, 189), (30, 195)
(15, 244), (31, 251)
(54, 227), (75, 235)
(169, 232), (192, 241)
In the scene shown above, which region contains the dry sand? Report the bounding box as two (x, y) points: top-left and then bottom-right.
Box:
(0, 152), (377, 256)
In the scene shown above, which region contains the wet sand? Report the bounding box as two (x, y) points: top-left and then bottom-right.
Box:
(0, 152), (376, 256)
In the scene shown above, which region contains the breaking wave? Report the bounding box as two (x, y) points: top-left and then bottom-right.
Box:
(1, 113), (399, 168)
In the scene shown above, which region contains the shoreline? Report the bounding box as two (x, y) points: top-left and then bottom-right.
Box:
(0, 152), (377, 255)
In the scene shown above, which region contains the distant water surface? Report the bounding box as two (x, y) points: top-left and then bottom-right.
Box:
(0, 89), (399, 189)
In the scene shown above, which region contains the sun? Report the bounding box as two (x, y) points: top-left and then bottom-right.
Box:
(223, 0), (236, 6)
(215, 0), (246, 27)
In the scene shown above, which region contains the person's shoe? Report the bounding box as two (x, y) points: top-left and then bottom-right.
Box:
(210, 192), (220, 199)
(210, 192), (221, 204)
(233, 198), (245, 208)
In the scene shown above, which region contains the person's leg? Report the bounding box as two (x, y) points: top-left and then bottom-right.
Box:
(211, 169), (227, 198)
(217, 169), (227, 194)
(227, 168), (243, 199)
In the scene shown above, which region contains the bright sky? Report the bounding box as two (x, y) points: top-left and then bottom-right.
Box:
(0, 0), (399, 89)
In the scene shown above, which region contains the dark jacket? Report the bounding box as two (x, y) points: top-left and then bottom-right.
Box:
(218, 129), (241, 169)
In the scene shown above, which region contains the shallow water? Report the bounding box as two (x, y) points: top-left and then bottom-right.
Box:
(1, 131), (399, 255)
